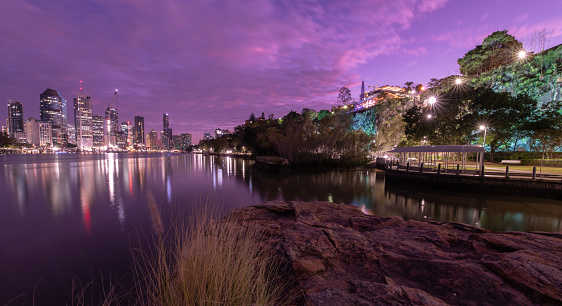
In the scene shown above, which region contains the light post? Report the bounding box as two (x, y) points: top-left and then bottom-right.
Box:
(479, 125), (487, 147)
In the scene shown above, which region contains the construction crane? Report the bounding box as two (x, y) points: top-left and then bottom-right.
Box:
(107, 89), (118, 109)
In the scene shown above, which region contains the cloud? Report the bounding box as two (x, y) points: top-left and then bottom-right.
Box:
(0, 0), (451, 141)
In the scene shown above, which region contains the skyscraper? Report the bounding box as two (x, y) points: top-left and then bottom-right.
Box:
(40, 89), (67, 147)
(104, 106), (119, 147)
(7, 100), (24, 138)
(134, 116), (145, 147)
(147, 129), (158, 151)
(92, 115), (104, 147)
(74, 94), (93, 149)
(162, 113), (172, 150)
(121, 121), (133, 147)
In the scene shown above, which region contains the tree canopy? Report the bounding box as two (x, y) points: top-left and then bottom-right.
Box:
(458, 30), (524, 76)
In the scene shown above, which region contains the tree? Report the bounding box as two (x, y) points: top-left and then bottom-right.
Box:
(337, 87), (354, 106)
(527, 101), (562, 159)
(248, 113), (256, 123)
(467, 88), (538, 158)
(458, 30), (523, 76)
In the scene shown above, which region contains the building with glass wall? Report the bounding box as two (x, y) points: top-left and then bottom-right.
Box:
(134, 116), (145, 148)
(7, 100), (24, 137)
(40, 89), (67, 147)
(74, 94), (93, 149)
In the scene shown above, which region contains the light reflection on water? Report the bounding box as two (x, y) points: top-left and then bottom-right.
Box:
(0, 153), (561, 304)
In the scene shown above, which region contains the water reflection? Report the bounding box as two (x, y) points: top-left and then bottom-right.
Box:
(1, 153), (562, 304)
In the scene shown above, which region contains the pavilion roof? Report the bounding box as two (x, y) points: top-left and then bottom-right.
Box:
(389, 145), (484, 153)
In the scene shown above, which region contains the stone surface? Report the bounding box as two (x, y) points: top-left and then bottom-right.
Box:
(227, 201), (562, 305)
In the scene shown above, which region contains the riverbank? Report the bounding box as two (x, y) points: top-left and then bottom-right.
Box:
(228, 201), (562, 304)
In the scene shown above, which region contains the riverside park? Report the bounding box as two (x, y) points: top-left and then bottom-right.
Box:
(2, 1), (562, 305)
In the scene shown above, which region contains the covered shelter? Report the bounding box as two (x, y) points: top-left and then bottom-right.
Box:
(388, 145), (485, 173)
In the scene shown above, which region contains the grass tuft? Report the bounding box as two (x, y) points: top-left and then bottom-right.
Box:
(133, 207), (287, 305)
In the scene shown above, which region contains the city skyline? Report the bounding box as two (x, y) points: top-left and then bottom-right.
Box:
(1, 0), (562, 142)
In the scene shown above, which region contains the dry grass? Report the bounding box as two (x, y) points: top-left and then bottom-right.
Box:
(133, 208), (287, 305)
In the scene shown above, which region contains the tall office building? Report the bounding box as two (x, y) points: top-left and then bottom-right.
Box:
(92, 115), (104, 147)
(7, 100), (24, 137)
(26, 118), (40, 146)
(134, 116), (145, 147)
(121, 121), (133, 147)
(40, 89), (67, 147)
(74, 94), (93, 149)
(104, 106), (119, 147)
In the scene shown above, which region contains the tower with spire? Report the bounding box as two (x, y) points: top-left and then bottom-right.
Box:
(360, 81), (365, 101)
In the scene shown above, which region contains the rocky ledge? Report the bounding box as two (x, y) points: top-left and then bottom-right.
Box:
(229, 201), (562, 305)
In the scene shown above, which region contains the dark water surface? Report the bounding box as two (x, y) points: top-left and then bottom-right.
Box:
(1, 153), (561, 304)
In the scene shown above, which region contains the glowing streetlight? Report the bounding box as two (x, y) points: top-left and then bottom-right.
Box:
(479, 125), (487, 147)
(455, 78), (462, 85)
(518, 50), (527, 59)
(428, 96), (437, 105)
(427, 114), (433, 119)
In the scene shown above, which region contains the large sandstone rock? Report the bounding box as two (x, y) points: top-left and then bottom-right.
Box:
(228, 201), (562, 305)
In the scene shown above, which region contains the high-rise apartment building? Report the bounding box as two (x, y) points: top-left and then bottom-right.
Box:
(74, 94), (93, 149)
(203, 133), (213, 140)
(178, 133), (192, 149)
(162, 113), (172, 150)
(92, 115), (104, 147)
(39, 121), (53, 146)
(7, 100), (24, 137)
(134, 116), (145, 147)
(40, 89), (67, 147)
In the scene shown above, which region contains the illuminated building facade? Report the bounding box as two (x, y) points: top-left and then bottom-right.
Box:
(104, 106), (119, 147)
(40, 88), (67, 147)
(121, 121), (133, 147)
(39, 121), (53, 146)
(73, 94), (93, 149)
(147, 129), (158, 151)
(7, 100), (24, 137)
(162, 113), (172, 150)
(134, 116), (145, 147)
(92, 115), (104, 147)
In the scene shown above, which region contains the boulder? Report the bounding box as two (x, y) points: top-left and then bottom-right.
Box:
(228, 201), (562, 305)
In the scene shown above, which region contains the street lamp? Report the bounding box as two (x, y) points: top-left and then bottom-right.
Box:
(455, 78), (462, 85)
(518, 50), (527, 60)
(428, 96), (437, 105)
(479, 125), (487, 147)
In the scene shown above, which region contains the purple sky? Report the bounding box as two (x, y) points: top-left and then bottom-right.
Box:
(2, 0), (562, 143)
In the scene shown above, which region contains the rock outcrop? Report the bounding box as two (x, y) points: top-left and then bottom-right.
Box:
(228, 201), (562, 305)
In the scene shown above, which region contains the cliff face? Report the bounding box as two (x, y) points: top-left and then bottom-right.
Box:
(229, 202), (562, 305)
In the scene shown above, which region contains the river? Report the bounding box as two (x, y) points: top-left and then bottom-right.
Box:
(1, 153), (561, 304)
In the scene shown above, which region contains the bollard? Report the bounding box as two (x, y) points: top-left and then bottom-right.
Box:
(456, 164), (460, 176)
(437, 164), (441, 174)
(532, 166), (536, 180)
(481, 164), (485, 177)
(505, 166), (509, 179)
(406, 162), (410, 172)
(419, 163), (424, 173)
